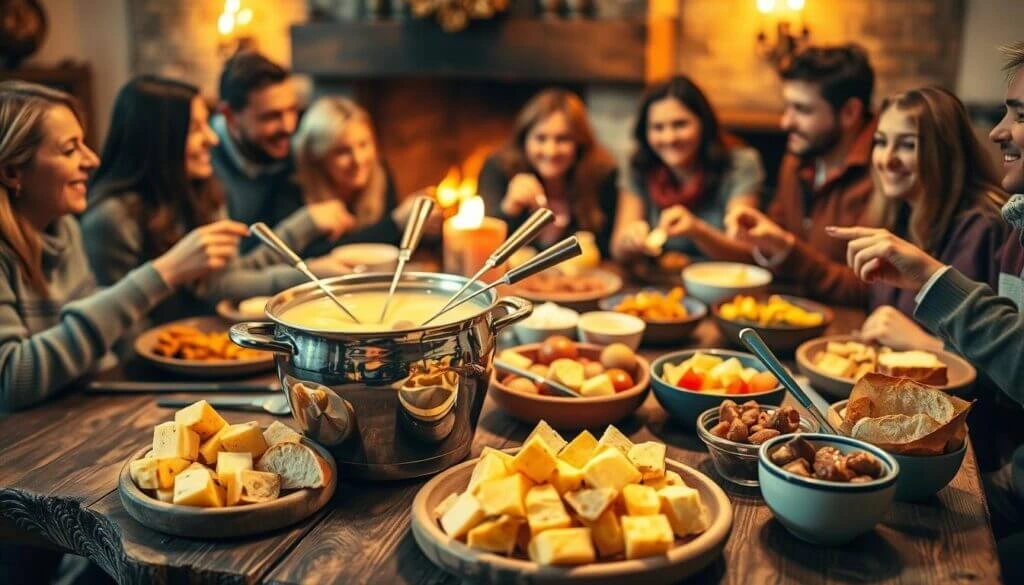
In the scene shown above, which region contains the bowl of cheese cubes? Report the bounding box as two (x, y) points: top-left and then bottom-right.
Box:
(411, 421), (733, 584)
(119, 400), (336, 538)
(711, 294), (832, 354)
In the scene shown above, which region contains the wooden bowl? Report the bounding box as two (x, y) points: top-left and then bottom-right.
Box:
(410, 449), (733, 585)
(134, 316), (275, 378)
(489, 343), (650, 430)
(711, 294), (833, 354)
(512, 268), (623, 312)
(599, 291), (707, 347)
(215, 299), (268, 322)
(795, 334), (977, 399)
(118, 439), (336, 538)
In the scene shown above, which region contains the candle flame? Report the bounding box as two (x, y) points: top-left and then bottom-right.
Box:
(450, 196), (485, 230)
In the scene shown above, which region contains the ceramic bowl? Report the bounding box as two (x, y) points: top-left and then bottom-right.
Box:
(681, 262), (772, 305)
(577, 311), (646, 351)
(711, 295), (833, 354)
(599, 292), (707, 346)
(331, 243), (400, 273)
(512, 305), (580, 345)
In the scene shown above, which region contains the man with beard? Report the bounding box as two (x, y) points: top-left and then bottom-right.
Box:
(211, 51), (304, 246)
(726, 45), (881, 299)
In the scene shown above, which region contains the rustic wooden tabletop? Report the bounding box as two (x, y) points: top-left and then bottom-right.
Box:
(0, 305), (1002, 584)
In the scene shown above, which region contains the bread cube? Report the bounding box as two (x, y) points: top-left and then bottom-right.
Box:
(643, 470), (685, 491)
(468, 450), (511, 493)
(584, 509), (625, 558)
(559, 430), (599, 469)
(582, 447), (642, 492)
(172, 467), (225, 508)
(622, 484), (661, 516)
(525, 484), (572, 536)
(129, 458), (159, 490)
(512, 436), (558, 483)
(467, 515), (524, 555)
(621, 515), (674, 559)
(628, 442), (666, 481)
(475, 473), (532, 517)
(433, 492), (459, 520)
(263, 421), (302, 447)
(597, 425), (634, 456)
(197, 424), (230, 465)
(549, 460), (583, 495)
(440, 492), (486, 539)
(564, 487), (617, 522)
(156, 458), (191, 490)
(525, 420), (568, 453)
(219, 422), (268, 459)
(528, 527), (596, 566)
(152, 421), (200, 461)
(658, 485), (709, 537)
(217, 452), (254, 505)
(233, 470), (281, 505)
(174, 400), (227, 441)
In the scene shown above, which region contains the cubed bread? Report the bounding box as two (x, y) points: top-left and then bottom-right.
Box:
(233, 470), (281, 505)
(628, 442), (666, 481)
(564, 488), (617, 522)
(263, 420), (302, 447)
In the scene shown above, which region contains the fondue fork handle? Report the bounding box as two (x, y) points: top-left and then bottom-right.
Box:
(380, 196), (436, 322)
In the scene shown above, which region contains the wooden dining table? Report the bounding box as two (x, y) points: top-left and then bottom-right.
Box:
(0, 300), (1002, 584)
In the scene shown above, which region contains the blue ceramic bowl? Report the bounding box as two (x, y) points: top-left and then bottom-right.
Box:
(650, 349), (785, 429)
(599, 291), (707, 346)
(758, 433), (900, 545)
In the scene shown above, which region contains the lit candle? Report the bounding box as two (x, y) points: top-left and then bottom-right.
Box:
(443, 196), (508, 282)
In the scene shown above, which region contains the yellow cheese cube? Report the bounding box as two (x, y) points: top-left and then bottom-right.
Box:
(262, 420), (302, 447)
(643, 470), (685, 491)
(468, 450), (511, 493)
(467, 515), (524, 555)
(217, 452), (254, 505)
(219, 422), (268, 459)
(155, 488), (174, 503)
(475, 473), (532, 517)
(129, 458), (159, 490)
(197, 424), (230, 465)
(440, 492), (486, 539)
(564, 487), (617, 522)
(156, 458), (191, 490)
(582, 447), (642, 492)
(559, 430), (599, 469)
(481, 447), (514, 467)
(525, 484), (572, 536)
(628, 441), (666, 481)
(549, 459), (584, 495)
(597, 425), (634, 456)
(525, 420), (568, 453)
(622, 484), (661, 516)
(527, 527), (596, 566)
(584, 509), (625, 558)
(174, 400), (227, 441)
(172, 467), (225, 508)
(621, 515), (674, 559)
(152, 421), (200, 461)
(234, 470), (281, 505)
(512, 436), (558, 483)
(658, 485), (710, 537)
(433, 492), (459, 520)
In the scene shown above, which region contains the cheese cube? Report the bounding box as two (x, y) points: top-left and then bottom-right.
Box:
(263, 420), (302, 447)
(197, 424), (230, 465)
(622, 484), (661, 516)
(564, 488), (617, 522)
(217, 452), (254, 505)
(172, 467), (225, 507)
(583, 447), (642, 492)
(152, 422), (200, 461)
(174, 400), (227, 441)
(643, 470), (685, 491)
(621, 515), (674, 559)
(434, 492), (459, 519)
(559, 430), (599, 469)
(155, 488), (174, 503)
(129, 458), (159, 490)
(628, 442), (666, 481)
(597, 425), (634, 456)
(584, 509), (625, 557)
(481, 447), (514, 467)
(475, 473), (532, 517)
(234, 470), (281, 505)
(440, 492), (486, 539)
(525, 484), (572, 536)
(156, 458), (191, 490)
(659, 485), (710, 537)
(527, 527), (596, 566)
(512, 436), (558, 483)
(468, 450), (511, 493)
(549, 460), (584, 495)
(219, 422), (268, 459)
(580, 374), (615, 397)
(525, 420), (568, 453)
(498, 349), (533, 371)
(467, 515), (524, 555)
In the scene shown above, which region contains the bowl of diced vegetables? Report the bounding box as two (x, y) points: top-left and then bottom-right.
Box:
(711, 294), (832, 354)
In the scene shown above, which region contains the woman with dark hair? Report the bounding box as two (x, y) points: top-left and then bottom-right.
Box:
(613, 75), (764, 262)
(478, 88), (621, 257)
(81, 76), (352, 329)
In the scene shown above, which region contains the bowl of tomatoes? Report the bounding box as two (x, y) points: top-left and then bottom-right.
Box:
(650, 349), (784, 429)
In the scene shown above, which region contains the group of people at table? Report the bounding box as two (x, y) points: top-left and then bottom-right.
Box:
(1, 39), (1023, 581)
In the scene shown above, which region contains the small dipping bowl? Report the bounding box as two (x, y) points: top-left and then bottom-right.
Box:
(577, 311), (646, 351)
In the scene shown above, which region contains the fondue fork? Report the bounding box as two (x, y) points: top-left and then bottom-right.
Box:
(250, 222), (362, 323)
(423, 208), (554, 326)
(421, 235), (583, 326)
(494, 359), (580, 398)
(380, 196), (436, 322)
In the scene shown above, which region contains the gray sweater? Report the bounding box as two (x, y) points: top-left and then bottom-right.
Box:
(0, 216), (172, 411)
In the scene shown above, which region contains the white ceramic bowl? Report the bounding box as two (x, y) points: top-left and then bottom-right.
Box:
(681, 262), (773, 305)
(512, 305), (580, 345)
(332, 243), (400, 273)
(577, 311), (646, 351)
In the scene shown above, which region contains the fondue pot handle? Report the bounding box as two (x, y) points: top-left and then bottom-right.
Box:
(229, 322), (296, 354)
(490, 296), (533, 333)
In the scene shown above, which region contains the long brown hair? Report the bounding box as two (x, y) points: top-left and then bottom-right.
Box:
(0, 81), (84, 296)
(870, 87), (1007, 252)
(497, 89), (617, 233)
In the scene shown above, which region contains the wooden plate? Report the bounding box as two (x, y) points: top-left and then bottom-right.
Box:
(512, 269), (623, 312)
(118, 439), (336, 538)
(795, 334), (977, 399)
(411, 450), (733, 585)
(134, 316), (275, 378)
(489, 342), (650, 430)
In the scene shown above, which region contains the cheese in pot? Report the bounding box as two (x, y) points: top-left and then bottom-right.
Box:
(279, 290), (484, 332)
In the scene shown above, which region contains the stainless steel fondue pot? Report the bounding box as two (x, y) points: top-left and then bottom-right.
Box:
(229, 272), (532, 480)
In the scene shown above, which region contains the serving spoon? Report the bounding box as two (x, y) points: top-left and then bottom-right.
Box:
(494, 359), (580, 398)
(250, 222), (361, 323)
(380, 196), (436, 322)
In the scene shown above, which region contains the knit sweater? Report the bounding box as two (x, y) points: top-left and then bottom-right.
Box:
(0, 216), (172, 411)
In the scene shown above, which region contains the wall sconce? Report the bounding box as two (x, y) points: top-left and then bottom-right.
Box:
(756, 0), (810, 67)
(217, 0), (256, 57)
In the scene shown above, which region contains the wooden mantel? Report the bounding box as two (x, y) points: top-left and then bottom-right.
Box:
(290, 19), (651, 84)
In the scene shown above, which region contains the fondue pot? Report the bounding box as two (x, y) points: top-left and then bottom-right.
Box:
(229, 272), (532, 480)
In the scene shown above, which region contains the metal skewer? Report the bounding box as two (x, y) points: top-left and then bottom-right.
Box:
(422, 208), (554, 326)
(379, 196), (436, 322)
(421, 235), (583, 326)
(250, 222), (361, 324)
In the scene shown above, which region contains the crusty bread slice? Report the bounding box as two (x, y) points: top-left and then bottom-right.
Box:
(850, 413), (943, 445)
(256, 443), (329, 489)
(236, 469), (281, 504)
(877, 351), (948, 386)
(263, 421), (303, 447)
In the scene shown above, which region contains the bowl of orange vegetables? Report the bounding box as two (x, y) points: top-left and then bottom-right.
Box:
(600, 287), (707, 346)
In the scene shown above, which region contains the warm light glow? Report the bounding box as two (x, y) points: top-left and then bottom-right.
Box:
(218, 0), (253, 38)
(218, 13), (235, 35)
(757, 0), (776, 14)
(237, 8), (253, 25)
(435, 167), (462, 209)
(450, 196), (485, 230)
(787, 0), (805, 9)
